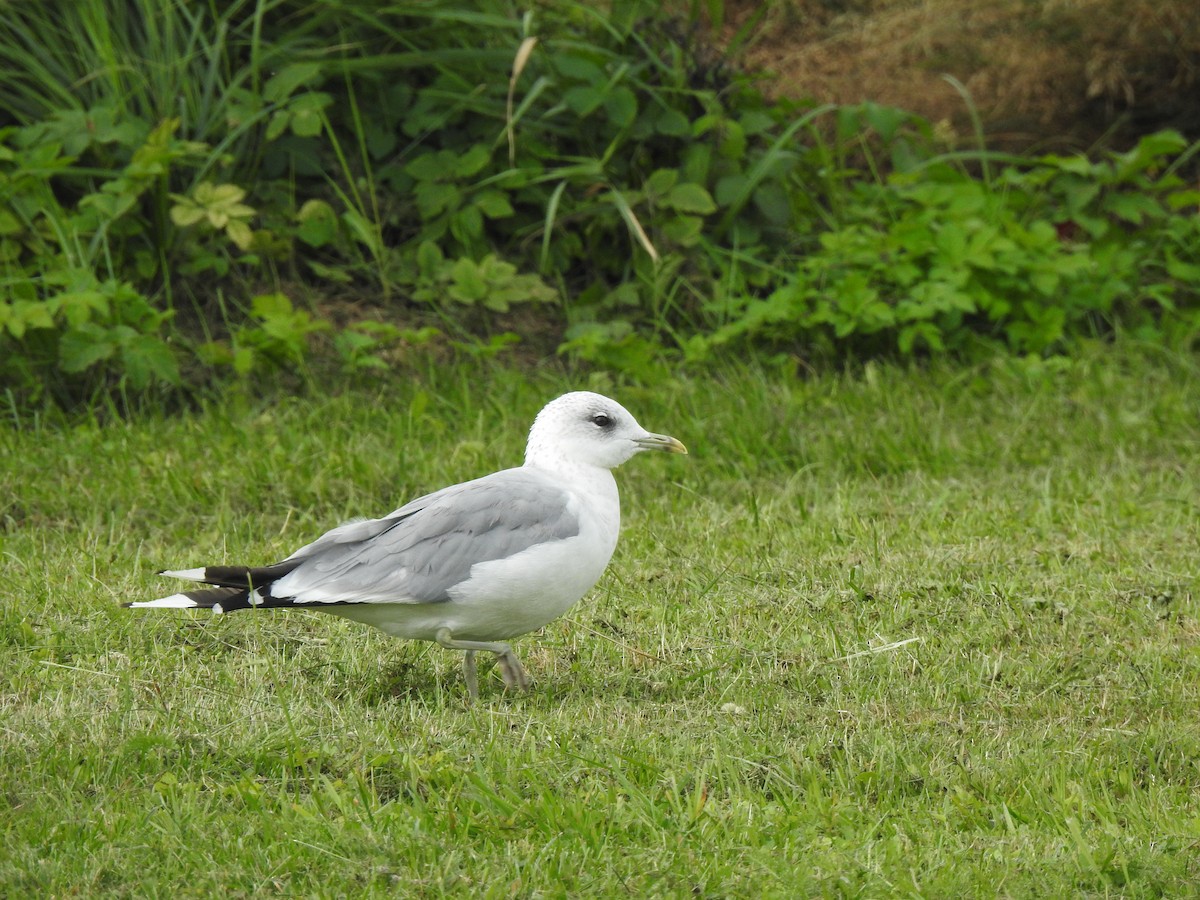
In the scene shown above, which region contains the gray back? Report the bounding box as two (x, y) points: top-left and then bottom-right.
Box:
(276, 467), (579, 604)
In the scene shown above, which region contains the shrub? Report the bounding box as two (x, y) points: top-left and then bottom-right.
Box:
(689, 131), (1200, 359)
(0, 0), (832, 407)
(1, 1), (1197, 413)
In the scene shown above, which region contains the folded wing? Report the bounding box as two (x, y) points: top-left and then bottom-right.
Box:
(144, 467), (580, 612)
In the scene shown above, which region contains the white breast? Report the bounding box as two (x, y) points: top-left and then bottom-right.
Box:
(327, 464), (622, 643)
(444, 467), (620, 640)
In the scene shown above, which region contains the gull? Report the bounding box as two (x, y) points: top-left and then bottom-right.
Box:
(127, 391), (687, 697)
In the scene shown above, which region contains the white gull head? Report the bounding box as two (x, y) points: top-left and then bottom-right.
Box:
(523, 391), (687, 472)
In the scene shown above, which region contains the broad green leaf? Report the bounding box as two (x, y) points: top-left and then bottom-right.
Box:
(716, 119), (746, 159)
(751, 184), (790, 224)
(482, 288), (515, 313)
(334, 330), (375, 354)
(1029, 268), (1060, 296)
(290, 107), (323, 137)
(604, 87), (637, 128)
(232, 346), (255, 375)
(288, 93), (332, 137)
(251, 292), (294, 319)
(171, 182), (254, 230)
(415, 181), (460, 219)
(654, 108), (690, 137)
(473, 190), (513, 219)
(564, 85), (604, 117)
(204, 183), (246, 205)
(662, 215), (703, 246)
(898, 321), (945, 353)
(449, 258), (487, 304)
(553, 54), (604, 83)
(266, 109), (291, 141)
(296, 200), (338, 247)
(169, 203), (207, 227)
(364, 121), (397, 161)
(226, 220), (253, 251)
(715, 173), (748, 207)
(1166, 253), (1200, 282)
(644, 168), (678, 197)
(264, 63), (324, 104)
(1116, 130), (1186, 180)
(289, 92), (332, 113)
(455, 144), (491, 178)
(416, 240), (445, 275)
(80, 188), (138, 220)
(1050, 155), (1099, 176)
(682, 143), (713, 186)
(478, 255), (516, 281)
(4, 300), (55, 338)
(55, 290), (109, 327)
(343, 208), (379, 248)
(934, 225), (968, 265)
(1166, 189), (1200, 211)
(859, 103), (909, 142)
(405, 151), (452, 182)
(1059, 180), (1100, 213)
(121, 334), (180, 388)
(450, 205), (483, 243)
(664, 183), (717, 215)
(1105, 193), (1161, 225)
(59, 324), (116, 372)
(738, 109), (775, 136)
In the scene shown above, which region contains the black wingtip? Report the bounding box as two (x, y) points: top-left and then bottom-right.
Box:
(156, 563), (303, 589)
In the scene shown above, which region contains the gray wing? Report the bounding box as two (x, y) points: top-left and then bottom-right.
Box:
(270, 467), (579, 605)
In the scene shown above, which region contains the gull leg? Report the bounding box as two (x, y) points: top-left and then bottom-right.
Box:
(495, 653), (530, 691)
(463, 650), (479, 700)
(435, 628), (530, 696)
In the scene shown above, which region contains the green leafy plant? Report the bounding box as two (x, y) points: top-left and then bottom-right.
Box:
(0, 117), (203, 403)
(170, 182), (257, 252)
(402, 241), (557, 319)
(3, 0), (1199, 411)
(691, 131), (1200, 359)
(198, 293), (330, 377)
(333, 321), (440, 374)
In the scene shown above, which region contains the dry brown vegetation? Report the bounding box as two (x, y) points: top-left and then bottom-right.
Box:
(720, 0), (1200, 150)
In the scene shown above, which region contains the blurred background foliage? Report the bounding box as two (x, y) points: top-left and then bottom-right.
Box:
(0, 0), (1197, 413)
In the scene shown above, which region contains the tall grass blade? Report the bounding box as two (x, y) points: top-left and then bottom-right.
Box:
(607, 186), (659, 263)
(507, 36), (539, 165)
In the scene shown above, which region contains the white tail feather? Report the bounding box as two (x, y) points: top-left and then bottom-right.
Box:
(128, 594), (202, 609)
(160, 567), (207, 581)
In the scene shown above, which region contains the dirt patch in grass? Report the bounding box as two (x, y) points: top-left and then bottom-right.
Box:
(717, 0), (1200, 151)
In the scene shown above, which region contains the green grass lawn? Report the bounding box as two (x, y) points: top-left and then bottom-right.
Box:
(3, 346), (1199, 896)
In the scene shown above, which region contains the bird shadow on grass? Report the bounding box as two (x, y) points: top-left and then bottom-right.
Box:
(322, 658), (443, 706)
(316, 642), (687, 706)
(339, 659), (588, 706)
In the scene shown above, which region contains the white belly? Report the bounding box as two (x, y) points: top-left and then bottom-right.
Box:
(325, 476), (620, 643)
(443, 529), (615, 639)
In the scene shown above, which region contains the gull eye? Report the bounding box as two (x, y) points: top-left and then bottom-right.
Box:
(590, 413), (614, 429)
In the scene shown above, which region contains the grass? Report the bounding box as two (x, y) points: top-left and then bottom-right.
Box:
(3, 344), (1200, 896)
